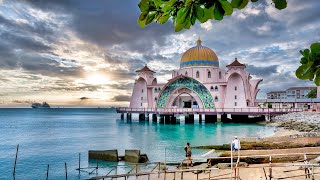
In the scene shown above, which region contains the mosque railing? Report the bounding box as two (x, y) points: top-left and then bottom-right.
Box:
(116, 107), (304, 114)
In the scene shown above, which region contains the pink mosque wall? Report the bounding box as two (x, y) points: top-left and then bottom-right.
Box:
(129, 64), (261, 109)
(224, 73), (247, 108)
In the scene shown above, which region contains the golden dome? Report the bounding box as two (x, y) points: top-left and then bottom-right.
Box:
(180, 39), (219, 68)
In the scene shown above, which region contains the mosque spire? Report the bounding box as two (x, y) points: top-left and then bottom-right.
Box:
(197, 36), (202, 46)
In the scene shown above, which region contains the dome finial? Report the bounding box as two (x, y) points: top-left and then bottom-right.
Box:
(197, 36), (202, 46)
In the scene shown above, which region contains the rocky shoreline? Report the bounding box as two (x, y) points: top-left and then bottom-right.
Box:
(270, 112), (320, 132)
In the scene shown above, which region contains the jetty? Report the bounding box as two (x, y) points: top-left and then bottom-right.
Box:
(116, 107), (302, 123)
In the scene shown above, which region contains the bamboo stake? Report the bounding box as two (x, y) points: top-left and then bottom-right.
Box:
(45, 164), (49, 180)
(13, 144), (19, 179)
(78, 153), (80, 175)
(65, 162), (68, 180)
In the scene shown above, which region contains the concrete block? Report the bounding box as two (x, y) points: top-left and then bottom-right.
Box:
(88, 149), (118, 161)
(125, 150), (141, 163)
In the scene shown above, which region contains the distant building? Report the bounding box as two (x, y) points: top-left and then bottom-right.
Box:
(267, 87), (316, 100)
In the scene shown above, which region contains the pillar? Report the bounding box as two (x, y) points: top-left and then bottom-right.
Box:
(152, 114), (157, 122)
(217, 114), (222, 122)
(221, 114), (230, 123)
(126, 113), (132, 120)
(139, 114), (145, 121)
(170, 116), (177, 124)
(120, 113), (124, 120)
(199, 114), (202, 124)
(231, 115), (249, 123)
(159, 115), (165, 124)
(205, 115), (217, 123)
(164, 115), (171, 124)
(185, 115), (194, 124)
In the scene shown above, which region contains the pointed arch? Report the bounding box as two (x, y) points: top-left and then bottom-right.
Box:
(157, 75), (214, 108)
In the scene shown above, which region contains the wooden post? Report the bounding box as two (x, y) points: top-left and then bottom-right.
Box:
(78, 153), (80, 175)
(181, 171), (183, 180)
(208, 169), (211, 180)
(96, 159), (98, 175)
(65, 162), (68, 180)
(269, 156), (272, 180)
(158, 162), (160, 178)
(46, 164), (49, 180)
(13, 144), (19, 179)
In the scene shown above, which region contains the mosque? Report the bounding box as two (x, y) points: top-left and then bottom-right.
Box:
(129, 39), (262, 110)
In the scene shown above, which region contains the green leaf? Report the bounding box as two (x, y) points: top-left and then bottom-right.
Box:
(158, 13), (170, 24)
(272, 0), (287, 10)
(310, 42), (320, 54)
(315, 75), (320, 86)
(214, 3), (224, 20)
(138, 16), (147, 28)
(174, 21), (184, 32)
(139, 11), (148, 21)
(204, 5), (215, 20)
(191, 12), (196, 25)
(231, 0), (243, 8)
(154, 0), (162, 8)
(146, 12), (157, 25)
(218, 0), (233, 15)
(296, 63), (314, 80)
(238, 0), (248, 9)
(300, 57), (308, 64)
(195, 5), (206, 23)
(138, 0), (149, 12)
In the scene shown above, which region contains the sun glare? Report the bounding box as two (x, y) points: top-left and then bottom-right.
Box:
(85, 73), (109, 85)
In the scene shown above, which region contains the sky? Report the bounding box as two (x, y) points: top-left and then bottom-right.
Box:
(0, 0), (319, 107)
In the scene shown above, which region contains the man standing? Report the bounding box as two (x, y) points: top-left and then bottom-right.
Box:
(232, 136), (241, 151)
(184, 142), (192, 167)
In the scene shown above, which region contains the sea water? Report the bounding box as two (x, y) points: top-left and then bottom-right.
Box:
(0, 108), (275, 179)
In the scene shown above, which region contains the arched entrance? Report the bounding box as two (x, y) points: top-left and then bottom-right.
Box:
(157, 75), (214, 108)
(167, 88), (204, 108)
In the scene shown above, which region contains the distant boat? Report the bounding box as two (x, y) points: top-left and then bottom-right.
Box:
(31, 102), (50, 108)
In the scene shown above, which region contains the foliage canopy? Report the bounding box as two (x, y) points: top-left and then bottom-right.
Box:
(138, 0), (287, 32)
(306, 88), (317, 98)
(296, 43), (320, 86)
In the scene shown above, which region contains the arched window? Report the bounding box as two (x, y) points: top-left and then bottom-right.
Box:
(219, 71), (222, 79)
(215, 86), (218, 91)
(210, 86), (214, 91)
(196, 71), (199, 78)
(235, 95), (237, 99)
(215, 96), (218, 102)
(142, 89), (144, 93)
(154, 88), (157, 93)
(185, 71), (188, 76)
(155, 97), (157, 101)
(208, 71), (211, 78)
(235, 86), (237, 91)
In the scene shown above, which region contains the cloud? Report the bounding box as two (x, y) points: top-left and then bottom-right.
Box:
(112, 95), (131, 102)
(246, 65), (278, 76)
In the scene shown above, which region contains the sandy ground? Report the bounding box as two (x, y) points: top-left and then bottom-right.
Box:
(133, 163), (320, 180)
(271, 127), (302, 137)
(104, 128), (320, 180)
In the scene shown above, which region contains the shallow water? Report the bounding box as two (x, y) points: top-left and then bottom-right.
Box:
(0, 108), (275, 179)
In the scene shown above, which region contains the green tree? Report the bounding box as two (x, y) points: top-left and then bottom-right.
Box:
(296, 43), (320, 86)
(306, 88), (317, 98)
(137, 0), (287, 32)
(137, 0), (320, 86)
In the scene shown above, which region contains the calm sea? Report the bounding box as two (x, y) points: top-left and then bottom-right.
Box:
(0, 108), (275, 179)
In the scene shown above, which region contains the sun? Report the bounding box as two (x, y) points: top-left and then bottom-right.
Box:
(85, 73), (109, 85)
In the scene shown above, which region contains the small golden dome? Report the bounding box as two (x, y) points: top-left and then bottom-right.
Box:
(180, 38), (219, 68)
